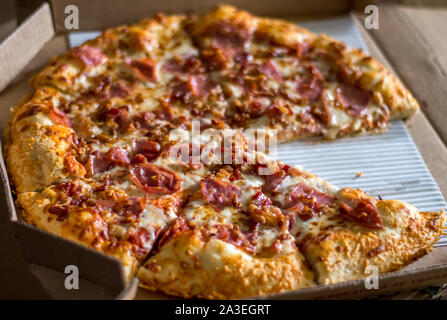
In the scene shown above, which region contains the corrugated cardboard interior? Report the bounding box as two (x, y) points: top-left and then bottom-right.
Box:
(1, 1), (447, 299)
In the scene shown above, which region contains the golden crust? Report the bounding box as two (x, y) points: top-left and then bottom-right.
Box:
(137, 231), (314, 299)
(18, 190), (138, 279)
(8, 87), (86, 193)
(300, 201), (445, 284)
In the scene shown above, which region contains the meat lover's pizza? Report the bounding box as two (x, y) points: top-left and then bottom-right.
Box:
(5, 5), (444, 299)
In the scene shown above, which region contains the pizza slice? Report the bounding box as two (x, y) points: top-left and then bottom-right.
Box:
(138, 152), (444, 298)
(266, 163), (445, 285)
(137, 161), (315, 299)
(186, 5), (419, 141)
(31, 14), (193, 95)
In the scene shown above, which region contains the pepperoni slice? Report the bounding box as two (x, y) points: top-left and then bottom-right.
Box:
(283, 183), (335, 221)
(49, 107), (72, 127)
(129, 160), (182, 195)
(134, 139), (161, 162)
(86, 151), (111, 175)
(125, 58), (157, 82)
(336, 84), (371, 117)
(258, 60), (282, 81)
(70, 45), (105, 67)
(297, 73), (323, 103)
(200, 177), (241, 210)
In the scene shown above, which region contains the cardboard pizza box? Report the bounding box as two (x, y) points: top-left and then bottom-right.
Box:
(1, 0), (447, 299)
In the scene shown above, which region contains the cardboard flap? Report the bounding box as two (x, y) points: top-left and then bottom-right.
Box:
(49, 0), (350, 32)
(263, 262), (447, 300)
(368, 4), (447, 147)
(12, 220), (127, 294)
(0, 3), (54, 92)
(0, 142), (18, 221)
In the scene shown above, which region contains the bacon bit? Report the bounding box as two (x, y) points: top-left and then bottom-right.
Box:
(86, 76), (131, 100)
(338, 188), (383, 229)
(169, 75), (215, 102)
(128, 227), (160, 258)
(48, 107), (72, 127)
(134, 139), (161, 162)
(129, 158), (182, 194)
(16, 104), (42, 122)
(157, 217), (192, 249)
(48, 205), (69, 221)
(96, 195), (146, 221)
(265, 102), (293, 126)
(297, 66), (324, 102)
(283, 183), (335, 221)
(336, 84), (372, 117)
(63, 155), (86, 176)
(119, 196), (146, 219)
(340, 201), (383, 229)
(367, 242), (386, 257)
(169, 81), (191, 102)
(200, 177), (241, 211)
(205, 224), (256, 254)
(125, 58), (157, 82)
(162, 55), (202, 74)
(251, 190), (272, 208)
(59, 181), (79, 197)
(70, 45), (105, 67)
(99, 105), (131, 130)
(200, 48), (229, 70)
(152, 107), (174, 121)
(262, 164), (290, 192)
(188, 74), (215, 98)
(248, 191), (284, 226)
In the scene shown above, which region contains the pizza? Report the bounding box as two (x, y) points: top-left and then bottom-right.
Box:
(5, 5), (444, 299)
